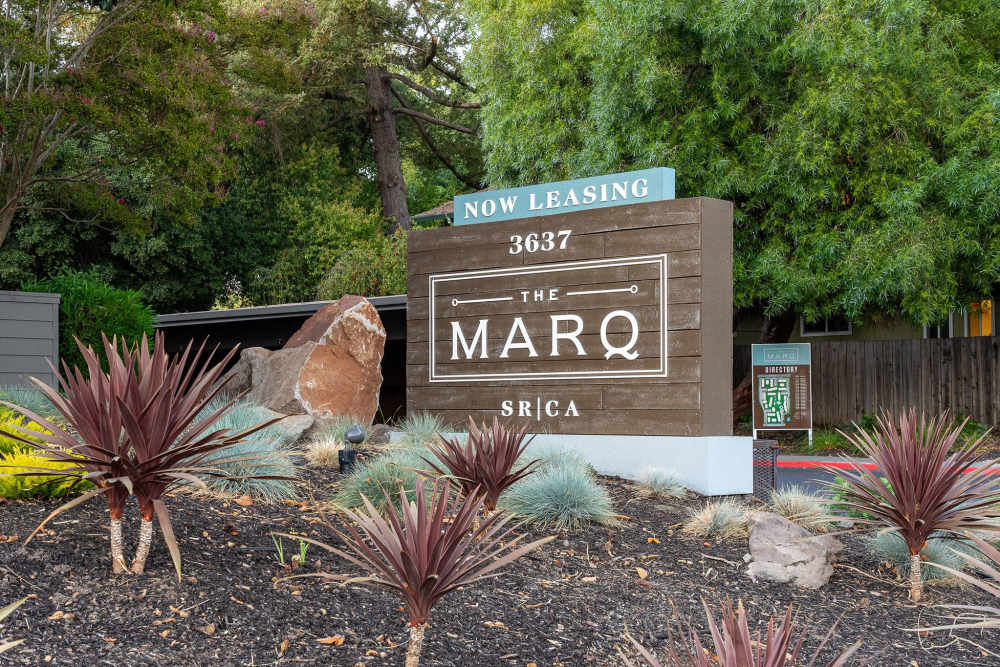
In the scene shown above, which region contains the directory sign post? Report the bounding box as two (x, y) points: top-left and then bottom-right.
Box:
(751, 343), (813, 445)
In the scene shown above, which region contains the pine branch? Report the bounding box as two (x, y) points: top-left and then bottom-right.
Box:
(390, 87), (481, 190)
(391, 107), (477, 135)
(431, 61), (476, 92)
(385, 72), (480, 109)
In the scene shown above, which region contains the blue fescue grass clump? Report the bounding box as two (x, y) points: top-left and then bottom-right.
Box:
(519, 442), (593, 474)
(635, 465), (687, 498)
(868, 531), (975, 583)
(498, 446), (613, 530)
(333, 446), (440, 514)
(392, 412), (450, 449)
(0, 385), (61, 423)
(192, 398), (298, 502)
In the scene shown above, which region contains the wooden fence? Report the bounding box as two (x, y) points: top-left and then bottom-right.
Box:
(736, 337), (1000, 427)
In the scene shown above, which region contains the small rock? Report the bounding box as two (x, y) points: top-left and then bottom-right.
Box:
(745, 512), (842, 589)
(367, 423), (394, 445)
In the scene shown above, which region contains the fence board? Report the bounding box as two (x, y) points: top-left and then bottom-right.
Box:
(736, 337), (1000, 427)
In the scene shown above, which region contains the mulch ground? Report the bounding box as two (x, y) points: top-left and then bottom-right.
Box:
(2, 467), (999, 666)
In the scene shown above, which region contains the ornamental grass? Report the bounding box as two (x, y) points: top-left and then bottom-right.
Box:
(498, 456), (614, 529)
(0, 333), (289, 578)
(824, 409), (1000, 601)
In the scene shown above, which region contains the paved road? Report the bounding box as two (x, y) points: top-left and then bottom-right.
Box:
(774, 455), (1000, 495)
(775, 456), (875, 494)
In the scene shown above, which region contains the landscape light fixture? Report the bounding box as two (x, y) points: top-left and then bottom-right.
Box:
(340, 425), (364, 474)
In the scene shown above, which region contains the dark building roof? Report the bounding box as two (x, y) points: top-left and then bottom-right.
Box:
(155, 295), (406, 329)
(412, 199), (454, 223)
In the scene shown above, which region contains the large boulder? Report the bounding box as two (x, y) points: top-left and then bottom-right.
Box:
(220, 296), (386, 423)
(255, 406), (315, 444)
(284, 295), (370, 349)
(246, 344), (317, 414)
(746, 512), (842, 589)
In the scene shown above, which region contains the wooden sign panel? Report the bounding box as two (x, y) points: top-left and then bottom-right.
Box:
(406, 197), (734, 436)
(751, 343), (813, 434)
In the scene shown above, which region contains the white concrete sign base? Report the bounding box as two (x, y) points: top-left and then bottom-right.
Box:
(395, 432), (754, 497)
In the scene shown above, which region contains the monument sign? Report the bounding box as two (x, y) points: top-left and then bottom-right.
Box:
(407, 172), (750, 494)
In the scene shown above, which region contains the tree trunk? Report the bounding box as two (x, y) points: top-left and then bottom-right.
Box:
(909, 553), (923, 602)
(131, 518), (154, 574)
(110, 519), (126, 574)
(365, 66), (411, 233)
(405, 624), (427, 667)
(0, 204), (16, 251)
(732, 310), (799, 424)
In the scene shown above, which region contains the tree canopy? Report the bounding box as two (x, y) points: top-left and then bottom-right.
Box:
(467, 0), (1000, 327)
(1, 0), (247, 248)
(1, 0), (474, 311)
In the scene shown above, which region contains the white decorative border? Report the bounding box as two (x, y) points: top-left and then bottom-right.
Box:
(429, 254), (669, 382)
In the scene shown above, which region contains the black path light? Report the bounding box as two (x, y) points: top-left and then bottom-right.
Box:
(340, 425), (364, 474)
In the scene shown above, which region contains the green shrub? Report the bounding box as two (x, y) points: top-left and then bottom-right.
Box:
(0, 449), (93, 499)
(23, 269), (154, 373)
(192, 399), (299, 501)
(0, 409), (50, 456)
(211, 275), (255, 310)
(868, 531), (973, 583)
(315, 231), (407, 300)
(829, 473), (895, 519)
(498, 459), (614, 530)
(0, 399), (93, 498)
(333, 447), (439, 515)
(315, 415), (369, 445)
(682, 499), (751, 540)
(516, 442), (593, 475)
(635, 465), (686, 498)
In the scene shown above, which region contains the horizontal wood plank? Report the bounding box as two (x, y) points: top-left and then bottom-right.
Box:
(406, 198), (731, 437)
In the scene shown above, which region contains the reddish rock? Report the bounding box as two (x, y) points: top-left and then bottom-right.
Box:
(294, 297), (386, 422)
(284, 295), (367, 349)
(223, 296), (386, 424)
(246, 344), (315, 414)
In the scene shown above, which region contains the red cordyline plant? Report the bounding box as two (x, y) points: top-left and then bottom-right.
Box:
(0, 333), (285, 578)
(623, 599), (860, 667)
(289, 478), (553, 667)
(422, 417), (540, 511)
(825, 409), (1000, 602)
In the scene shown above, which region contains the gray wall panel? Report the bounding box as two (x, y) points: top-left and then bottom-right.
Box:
(0, 291), (60, 388)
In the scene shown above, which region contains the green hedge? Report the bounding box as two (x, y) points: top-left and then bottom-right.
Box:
(315, 231), (407, 300)
(23, 270), (155, 374)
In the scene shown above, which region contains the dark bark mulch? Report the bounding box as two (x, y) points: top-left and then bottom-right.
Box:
(1, 471), (998, 666)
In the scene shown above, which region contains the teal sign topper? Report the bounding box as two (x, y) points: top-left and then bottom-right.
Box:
(453, 167), (675, 225)
(752, 343), (811, 366)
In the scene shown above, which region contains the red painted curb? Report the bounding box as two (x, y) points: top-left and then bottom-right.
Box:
(776, 460), (1000, 475)
(777, 460), (875, 470)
